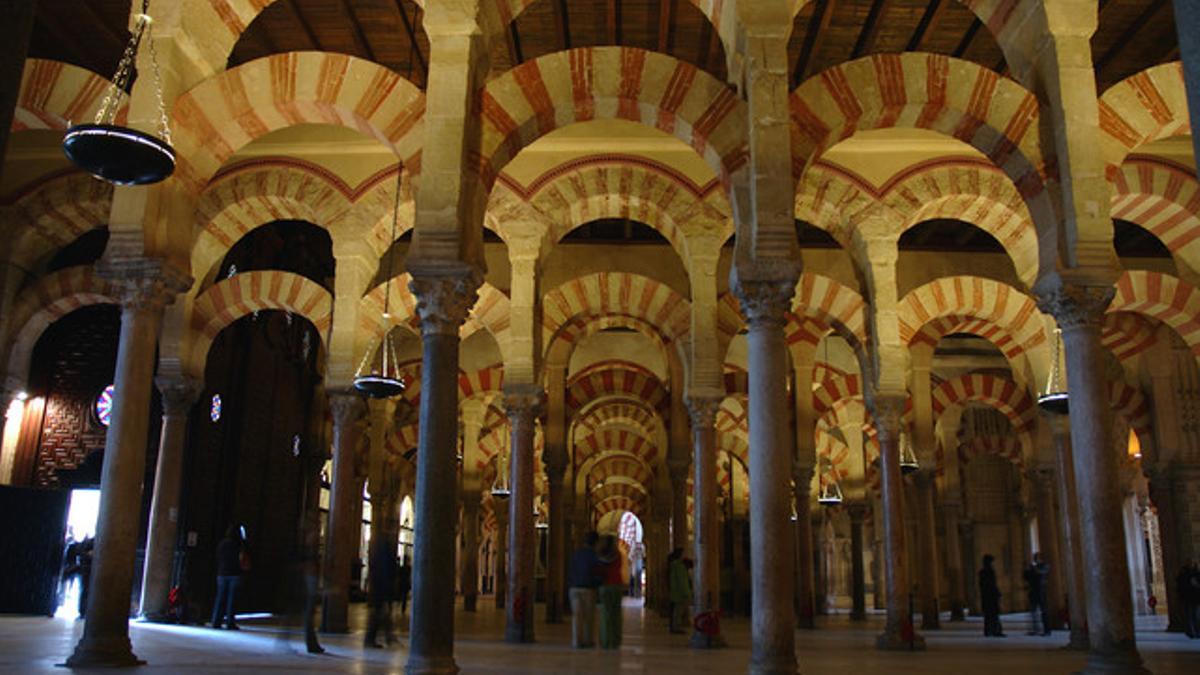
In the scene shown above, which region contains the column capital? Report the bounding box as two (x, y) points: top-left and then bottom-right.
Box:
(504, 384), (545, 420)
(408, 264), (482, 337)
(866, 393), (906, 442)
(154, 375), (201, 417)
(328, 392), (366, 427)
(685, 391), (724, 428)
(98, 258), (191, 313)
(846, 502), (869, 522)
(731, 275), (796, 330)
(667, 458), (691, 483)
(1033, 274), (1116, 331)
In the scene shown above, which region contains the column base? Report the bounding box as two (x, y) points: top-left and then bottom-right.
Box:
(689, 631), (727, 649)
(463, 594), (477, 612)
(405, 654), (460, 675)
(63, 634), (145, 668)
(1077, 649), (1151, 675)
(875, 627), (926, 651)
(1062, 629), (1090, 651)
(504, 624), (534, 644)
(850, 609), (867, 622)
(749, 656), (798, 675)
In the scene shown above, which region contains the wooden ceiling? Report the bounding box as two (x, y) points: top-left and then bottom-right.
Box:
(28, 1), (1179, 94)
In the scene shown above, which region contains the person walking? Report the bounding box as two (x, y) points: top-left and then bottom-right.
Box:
(668, 548), (691, 634)
(567, 532), (602, 648)
(1181, 560), (1200, 639)
(597, 535), (626, 649)
(1024, 552), (1051, 635)
(211, 526), (246, 630)
(979, 554), (1005, 637)
(364, 542), (398, 648)
(397, 561), (412, 618)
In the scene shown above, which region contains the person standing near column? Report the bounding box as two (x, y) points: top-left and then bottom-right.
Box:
(597, 535), (626, 650)
(210, 526), (246, 630)
(979, 554), (1004, 637)
(668, 548), (692, 634)
(567, 532), (602, 648)
(1024, 553), (1051, 636)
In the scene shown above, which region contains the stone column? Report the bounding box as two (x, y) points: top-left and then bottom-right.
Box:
(793, 466), (816, 628)
(1146, 468), (1184, 632)
(941, 502), (966, 621)
(848, 503), (868, 621)
(669, 460), (690, 552)
(871, 395), (924, 650)
(0, 0), (37, 183)
(544, 453), (567, 623)
(67, 262), (189, 667)
(321, 393), (365, 633)
(1038, 282), (1146, 672)
(406, 270), (479, 675)
(961, 519), (978, 614)
(912, 471), (941, 629)
(138, 375), (201, 620)
(460, 495), (481, 612)
(687, 395), (725, 648)
(495, 506), (508, 609)
(734, 277), (797, 674)
(504, 386), (542, 643)
(1173, 0), (1200, 177)
(1049, 415), (1089, 649)
(1033, 465), (1067, 630)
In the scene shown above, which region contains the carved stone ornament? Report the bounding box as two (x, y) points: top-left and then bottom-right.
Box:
(868, 395), (905, 442)
(1035, 282), (1114, 332)
(409, 269), (482, 337)
(328, 392), (366, 427)
(732, 277), (795, 330)
(685, 395), (723, 429)
(99, 259), (192, 314)
(504, 385), (546, 424)
(155, 375), (201, 416)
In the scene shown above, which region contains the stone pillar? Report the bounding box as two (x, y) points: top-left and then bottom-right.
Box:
(322, 393), (365, 633)
(0, 0), (37, 183)
(942, 503), (967, 621)
(961, 519), (978, 615)
(405, 270), (479, 675)
(669, 460), (690, 552)
(138, 375), (200, 620)
(366, 400), (401, 611)
(494, 507), (508, 609)
(1173, 0), (1200, 178)
(1146, 467), (1184, 632)
(1050, 417), (1089, 650)
(793, 466), (816, 628)
(1033, 465), (1067, 630)
(460, 495), (481, 612)
(871, 395), (924, 650)
(848, 503), (868, 621)
(504, 386), (542, 643)
(687, 395), (725, 648)
(912, 471), (941, 629)
(1038, 282), (1146, 672)
(67, 263), (188, 667)
(544, 455), (567, 623)
(734, 277), (797, 674)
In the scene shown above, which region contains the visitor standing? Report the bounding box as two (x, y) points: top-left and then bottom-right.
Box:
(597, 535), (625, 649)
(397, 561), (412, 617)
(979, 554), (1004, 637)
(628, 542), (645, 598)
(667, 548), (691, 634)
(364, 542), (398, 648)
(211, 526), (246, 630)
(1023, 552), (1051, 635)
(567, 532), (602, 648)
(1181, 560), (1200, 639)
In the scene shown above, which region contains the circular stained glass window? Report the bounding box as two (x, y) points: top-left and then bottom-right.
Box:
(210, 394), (222, 423)
(95, 384), (115, 427)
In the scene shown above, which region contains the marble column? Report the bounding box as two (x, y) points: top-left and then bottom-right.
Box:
(67, 263), (189, 667)
(406, 270), (479, 675)
(1033, 465), (1067, 630)
(848, 503), (868, 621)
(669, 460), (690, 552)
(942, 503), (967, 621)
(1173, 0), (1200, 177)
(1049, 414), (1090, 650)
(912, 471), (941, 629)
(736, 278), (797, 674)
(138, 375), (201, 620)
(961, 519), (978, 614)
(460, 495), (481, 612)
(366, 400), (401, 610)
(793, 466), (816, 629)
(321, 393), (365, 633)
(0, 0), (36, 182)
(495, 507), (508, 609)
(687, 395), (725, 649)
(1039, 283), (1146, 672)
(505, 386), (542, 643)
(871, 396), (924, 650)
(544, 455), (567, 623)
(1145, 467), (1184, 632)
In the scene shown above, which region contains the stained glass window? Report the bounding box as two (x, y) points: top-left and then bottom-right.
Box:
(292, 434), (301, 457)
(210, 394), (222, 422)
(95, 384), (115, 427)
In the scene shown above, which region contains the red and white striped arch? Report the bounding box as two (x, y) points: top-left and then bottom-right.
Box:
(575, 427), (659, 466)
(1110, 271), (1200, 357)
(171, 52), (424, 192)
(587, 453), (655, 491)
(719, 273), (867, 350)
(1101, 312), (1159, 362)
(1110, 158), (1200, 273)
(13, 59), (125, 132)
(897, 276), (1046, 355)
(931, 373), (1036, 453)
(189, 270), (333, 373)
(9, 173), (113, 270)
(1099, 62), (1189, 172)
(566, 363), (669, 414)
(958, 434), (1024, 470)
(477, 47), (747, 190)
(542, 272), (691, 347)
(574, 399), (664, 439)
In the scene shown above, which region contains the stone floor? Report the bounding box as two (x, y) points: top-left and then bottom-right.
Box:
(4, 599), (1199, 674)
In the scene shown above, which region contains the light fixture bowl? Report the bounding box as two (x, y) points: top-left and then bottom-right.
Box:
(817, 496), (843, 507)
(353, 375), (405, 399)
(490, 488), (511, 500)
(900, 462), (920, 476)
(63, 123), (175, 185)
(1038, 392), (1069, 415)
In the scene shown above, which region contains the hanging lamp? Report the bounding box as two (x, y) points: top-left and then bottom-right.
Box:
(353, 166), (407, 398)
(899, 428), (920, 475)
(817, 460), (844, 506)
(490, 451), (511, 500)
(1038, 328), (1069, 415)
(62, 1), (175, 185)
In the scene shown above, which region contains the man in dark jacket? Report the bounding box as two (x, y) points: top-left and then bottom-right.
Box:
(1024, 552), (1051, 635)
(211, 526), (245, 630)
(364, 542), (398, 648)
(568, 531), (602, 648)
(979, 554), (1004, 637)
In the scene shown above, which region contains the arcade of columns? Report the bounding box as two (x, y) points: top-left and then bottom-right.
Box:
(0, 2), (1199, 675)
